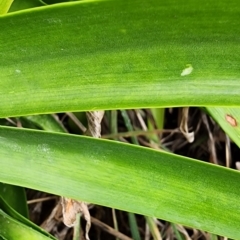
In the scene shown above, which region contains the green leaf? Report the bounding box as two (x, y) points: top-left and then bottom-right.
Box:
(8, 0), (45, 12)
(206, 107), (240, 147)
(0, 126), (240, 239)
(0, 0), (240, 118)
(22, 115), (67, 133)
(0, 0), (13, 14)
(0, 197), (56, 240)
(0, 183), (28, 218)
(0, 210), (54, 240)
(42, 0), (77, 4)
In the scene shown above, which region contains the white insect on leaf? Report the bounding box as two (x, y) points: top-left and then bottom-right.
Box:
(181, 64), (193, 76)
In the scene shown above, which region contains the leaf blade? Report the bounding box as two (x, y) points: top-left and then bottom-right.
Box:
(0, 0), (13, 15)
(0, 183), (28, 218)
(0, 126), (240, 238)
(0, 209), (55, 240)
(0, 197), (56, 240)
(0, 0), (240, 117)
(8, 0), (45, 13)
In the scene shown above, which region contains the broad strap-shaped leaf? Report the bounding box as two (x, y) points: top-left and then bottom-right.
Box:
(0, 183), (28, 218)
(0, 197), (56, 240)
(22, 114), (67, 132)
(0, 126), (240, 238)
(0, 210), (54, 240)
(0, 0), (240, 118)
(8, 0), (45, 12)
(0, 0), (13, 14)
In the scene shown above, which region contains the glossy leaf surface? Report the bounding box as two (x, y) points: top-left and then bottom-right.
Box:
(0, 0), (240, 118)
(0, 126), (240, 238)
